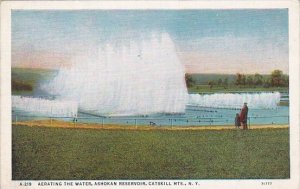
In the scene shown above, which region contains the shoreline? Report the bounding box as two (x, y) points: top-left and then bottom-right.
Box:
(12, 120), (289, 131)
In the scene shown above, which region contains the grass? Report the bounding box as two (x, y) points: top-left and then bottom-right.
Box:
(12, 125), (289, 180)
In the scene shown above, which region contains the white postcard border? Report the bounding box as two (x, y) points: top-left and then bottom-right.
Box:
(1, 1), (299, 189)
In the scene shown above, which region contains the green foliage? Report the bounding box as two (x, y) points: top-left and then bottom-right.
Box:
(282, 74), (289, 87)
(220, 70), (288, 90)
(12, 126), (289, 180)
(270, 69), (288, 87)
(185, 73), (195, 87)
(12, 68), (56, 85)
(254, 73), (263, 85)
(246, 75), (253, 86)
(208, 80), (215, 89)
(263, 77), (272, 88)
(223, 78), (228, 86)
(187, 70), (288, 92)
(188, 85), (288, 93)
(11, 68), (57, 94)
(186, 74), (236, 85)
(235, 73), (243, 86)
(217, 78), (223, 85)
(12, 79), (33, 91)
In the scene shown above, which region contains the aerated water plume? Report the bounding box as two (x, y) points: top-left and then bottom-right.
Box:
(44, 33), (188, 116)
(188, 92), (281, 109)
(13, 32), (282, 117)
(12, 96), (78, 117)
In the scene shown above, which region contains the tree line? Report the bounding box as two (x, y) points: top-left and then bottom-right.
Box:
(12, 79), (33, 91)
(185, 69), (289, 89)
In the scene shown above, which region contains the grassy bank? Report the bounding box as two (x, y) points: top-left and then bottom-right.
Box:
(13, 119), (289, 131)
(12, 125), (289, 180)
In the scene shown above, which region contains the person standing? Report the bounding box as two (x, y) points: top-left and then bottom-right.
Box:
(235, 113), (241, 129)
(239, 102), (248, 130)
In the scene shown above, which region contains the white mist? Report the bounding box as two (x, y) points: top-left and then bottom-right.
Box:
(44, 33), (188, 116)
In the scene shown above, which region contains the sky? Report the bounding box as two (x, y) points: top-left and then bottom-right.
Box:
(12, 10), (288, 74)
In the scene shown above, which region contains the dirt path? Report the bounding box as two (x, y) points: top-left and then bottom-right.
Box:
(12, 119), (289, 131)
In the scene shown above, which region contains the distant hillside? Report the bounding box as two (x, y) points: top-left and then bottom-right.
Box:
(11, 68), (57, 94)
(12, 67), (57, 85)
(189, 74), (236, 85)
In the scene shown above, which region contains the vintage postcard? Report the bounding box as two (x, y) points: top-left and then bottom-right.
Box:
(1, 1), (299, 189)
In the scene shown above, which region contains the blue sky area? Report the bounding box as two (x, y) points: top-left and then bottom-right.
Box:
(12, 10), (288, 74)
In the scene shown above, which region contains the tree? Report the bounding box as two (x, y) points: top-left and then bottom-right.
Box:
(223, 77), (229, 88)
(185, 74), (195, 88)
(235, 73), (243, 86)
(263, 77), (271, 88)
(12, 79), (33, 91)
(241, 74), (246, 86)
(271, 70), (283, 87)
(217, 78), (222, 86)
(254, 73), (263, 86)
(282, 74), (289, 87)
(208, 80), (215, 89)
(246, 75), (253, 86)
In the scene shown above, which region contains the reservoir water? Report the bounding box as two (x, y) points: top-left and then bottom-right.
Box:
(12, 93), (289, 126)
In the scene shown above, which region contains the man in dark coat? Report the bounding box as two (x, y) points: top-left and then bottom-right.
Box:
(239, 102), (248, 130)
